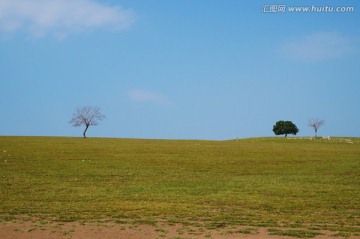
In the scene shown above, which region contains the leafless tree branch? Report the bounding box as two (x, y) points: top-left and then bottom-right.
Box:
(307, 118), (325, 137)
(69, 106), (105, 138)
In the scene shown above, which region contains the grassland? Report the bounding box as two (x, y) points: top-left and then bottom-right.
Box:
(1, 136), (359, 237)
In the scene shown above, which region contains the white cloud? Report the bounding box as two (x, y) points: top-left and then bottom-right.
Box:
(281, 32), (357, 61)
(128, 89), (172, 106)
(0, 0), (136, 37)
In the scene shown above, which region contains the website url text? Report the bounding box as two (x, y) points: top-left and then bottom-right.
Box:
(261, 5), (355, 13)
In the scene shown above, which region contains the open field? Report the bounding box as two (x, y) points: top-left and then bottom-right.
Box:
(1, 136), (360, 238)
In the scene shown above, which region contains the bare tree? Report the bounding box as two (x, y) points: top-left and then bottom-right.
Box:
(307, 118), (325, 137)
(69, 106), (105, 138)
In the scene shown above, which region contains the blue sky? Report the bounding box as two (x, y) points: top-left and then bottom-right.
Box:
(1, 0), (359, 139)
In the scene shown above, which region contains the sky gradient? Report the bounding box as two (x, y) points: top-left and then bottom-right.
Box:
(1, 0), (359, 140)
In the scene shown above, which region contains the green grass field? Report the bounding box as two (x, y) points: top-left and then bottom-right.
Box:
(1, 136), (359, 237)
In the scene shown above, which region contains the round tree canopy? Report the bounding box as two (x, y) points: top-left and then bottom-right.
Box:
(273, 120), (299, 137)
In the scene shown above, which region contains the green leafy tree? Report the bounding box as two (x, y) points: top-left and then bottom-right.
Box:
(273, 120), (299, 137)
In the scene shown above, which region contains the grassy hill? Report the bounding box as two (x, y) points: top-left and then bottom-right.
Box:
(1, 136), (359, 236)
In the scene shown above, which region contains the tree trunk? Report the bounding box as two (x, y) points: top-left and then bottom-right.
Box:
(83, 124), (89, 138)
(285, 134), (287, 137)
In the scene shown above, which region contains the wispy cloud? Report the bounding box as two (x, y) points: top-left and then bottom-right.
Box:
(0, 0), (136, 38)
(128, 89), (172, 106)
(281, 32), (357, 61)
